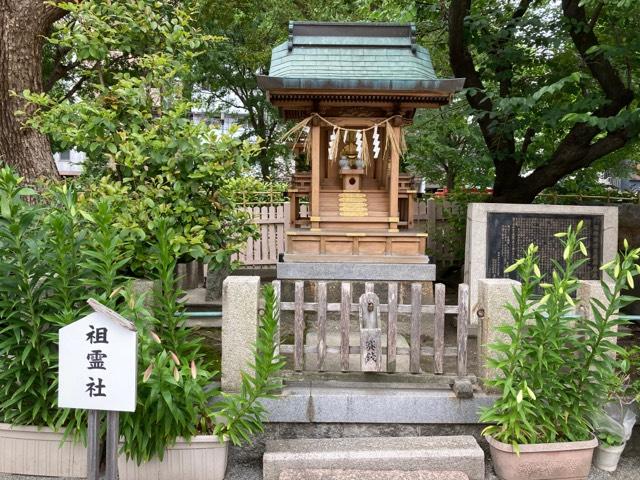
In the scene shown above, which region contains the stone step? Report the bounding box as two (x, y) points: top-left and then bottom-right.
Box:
(263, 436), (484, 480)
(279, 469), (470, 480)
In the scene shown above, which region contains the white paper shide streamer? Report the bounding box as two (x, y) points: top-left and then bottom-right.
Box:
(372, 125), (380, 159)
(355, 130), (363, 160)
(328, 127), (338, 161)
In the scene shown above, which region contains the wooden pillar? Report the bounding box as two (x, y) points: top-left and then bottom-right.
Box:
(388, 124), (400, 232)
(310, 123), (321, 231)
(407, 191), (415, 229)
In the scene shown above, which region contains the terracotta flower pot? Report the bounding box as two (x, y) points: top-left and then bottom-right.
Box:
(487, 434), (598, 480)
(593, 442), (625, 472)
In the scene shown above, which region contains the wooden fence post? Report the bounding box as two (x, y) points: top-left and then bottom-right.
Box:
(294, 281), (304, 371)
(387, 282), (398, 373)
(457, 284), (469, 376)
(340, 282), (351, 372)
(433, 283), (445, 374)
(410, 283), (422, 373)
(317, 281), (327, 371)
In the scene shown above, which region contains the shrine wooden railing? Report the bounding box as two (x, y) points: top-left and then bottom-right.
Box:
(271, 280), (469, 377)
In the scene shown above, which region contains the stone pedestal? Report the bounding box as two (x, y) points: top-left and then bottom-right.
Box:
(476, 278), (519, 381)
(221, 276), (260, 392)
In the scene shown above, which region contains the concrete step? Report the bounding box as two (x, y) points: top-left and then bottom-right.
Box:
(263, 436), (484, 480)
(279, 470), (469, 480)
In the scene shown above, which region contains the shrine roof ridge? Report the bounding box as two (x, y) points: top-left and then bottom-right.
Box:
(260, 20), (464, 91)
(257, 76), (465, 95)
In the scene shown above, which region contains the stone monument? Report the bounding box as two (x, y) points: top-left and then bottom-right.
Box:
(464, 202), (618, 326)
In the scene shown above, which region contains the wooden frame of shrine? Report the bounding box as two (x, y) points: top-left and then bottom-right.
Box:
(258, 22), (464, 264)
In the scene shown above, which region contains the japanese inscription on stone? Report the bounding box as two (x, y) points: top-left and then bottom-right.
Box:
(58, 303), (137, 412)
(486, 213), (603, 281)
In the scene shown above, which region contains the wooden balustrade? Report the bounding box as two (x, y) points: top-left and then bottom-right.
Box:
(273, 280), (470, 377)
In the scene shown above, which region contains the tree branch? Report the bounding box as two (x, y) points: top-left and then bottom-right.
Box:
(496, 0), (532, 97)
(521, 127), (535, 156)
(587, 1), (604, 32)
(449, 0), (519, 191)
(562, 0), (632, 112)
(41, 3), (71, 34)
(44, 58), (79, 92)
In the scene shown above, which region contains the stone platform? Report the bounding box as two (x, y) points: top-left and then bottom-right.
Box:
(263, 436), (484, 480)
(279, 470), (469, 480)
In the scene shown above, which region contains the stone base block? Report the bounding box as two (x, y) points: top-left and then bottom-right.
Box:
(280, 469), (469, 480)
(263, 436), (484, 480)
(305, 331), (410, 372)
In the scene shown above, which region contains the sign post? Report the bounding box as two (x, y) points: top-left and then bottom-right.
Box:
(58, 299), (138, 480)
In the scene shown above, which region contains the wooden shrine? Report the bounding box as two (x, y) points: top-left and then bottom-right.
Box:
(258, 22), (464, 263)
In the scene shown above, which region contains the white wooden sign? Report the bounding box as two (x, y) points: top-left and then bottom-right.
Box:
(58, 299), (138, 412)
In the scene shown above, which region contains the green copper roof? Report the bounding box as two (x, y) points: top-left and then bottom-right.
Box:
(267, 22), (438, 81)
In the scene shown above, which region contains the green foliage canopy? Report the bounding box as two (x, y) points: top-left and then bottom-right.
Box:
(24, 0), (258, 276)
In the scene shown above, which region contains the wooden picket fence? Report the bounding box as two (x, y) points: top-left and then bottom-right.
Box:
(423, 198), (465, 268)
(231, 203), (290, 266)
(233, 198), (459, 268)
(272, 280), (469, 377)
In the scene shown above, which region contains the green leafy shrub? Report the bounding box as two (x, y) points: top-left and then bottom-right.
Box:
(480, 222), (640, 448)
(0, 166), (284, 463)
(220, 177), (288, 206)
(425, 191), (490, 268)
(118, 227), (284, 461)
(0, 167), (129, 432)
(23, 0), (258, 277)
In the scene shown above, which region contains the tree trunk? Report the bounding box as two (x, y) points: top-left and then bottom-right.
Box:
(0, 1), (64, 182)
(258, 153), (271, 180)
(448, 0), (638, 204)
(445, 170), (456, 191)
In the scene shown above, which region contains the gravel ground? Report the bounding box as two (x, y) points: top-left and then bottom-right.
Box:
(2, 427), (638, 480)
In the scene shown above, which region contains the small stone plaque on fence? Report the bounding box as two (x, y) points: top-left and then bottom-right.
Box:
(359, 292), (381, 372)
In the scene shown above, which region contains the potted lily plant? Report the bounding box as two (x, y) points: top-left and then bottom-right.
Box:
(480, 222), (640, 480)
(0, 171), (283, 480)
(116, 220), (284, 480)
(591, 348), (638, 472)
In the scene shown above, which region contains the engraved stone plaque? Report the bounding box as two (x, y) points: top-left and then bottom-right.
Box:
(486, 213), (603, 281)
(464, 203), (617, 326)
